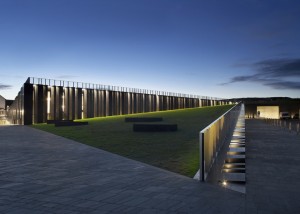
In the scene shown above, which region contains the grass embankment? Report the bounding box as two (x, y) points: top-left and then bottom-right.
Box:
(33, 105), (233, 177)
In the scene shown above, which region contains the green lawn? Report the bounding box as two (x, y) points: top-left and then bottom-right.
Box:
(33, 105), (233, 177)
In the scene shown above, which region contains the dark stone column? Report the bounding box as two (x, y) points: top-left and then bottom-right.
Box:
(23, 83), (33, 125)
(75, 88), (82, 119)
(34, 84), (48, 123)
(86, 89), (94, 118)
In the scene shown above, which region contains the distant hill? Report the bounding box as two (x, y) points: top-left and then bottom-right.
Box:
(228, 97), (300, 104)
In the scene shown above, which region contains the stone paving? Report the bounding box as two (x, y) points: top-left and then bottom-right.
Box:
(245, 119), (300, 214)
(0, 126), (244, 214)
(1, 119), (300, 213)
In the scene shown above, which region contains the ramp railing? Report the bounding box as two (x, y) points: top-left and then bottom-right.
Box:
(196, 102), (241, 181)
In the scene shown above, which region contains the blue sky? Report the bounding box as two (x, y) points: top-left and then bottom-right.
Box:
(1, 0), (300, 99)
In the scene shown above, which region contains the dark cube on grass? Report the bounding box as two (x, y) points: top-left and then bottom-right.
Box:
(54, 121), (89, 127)
(133, 124), (177, 132)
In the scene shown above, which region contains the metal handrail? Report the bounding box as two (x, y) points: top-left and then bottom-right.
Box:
(25, 77), (226, 100)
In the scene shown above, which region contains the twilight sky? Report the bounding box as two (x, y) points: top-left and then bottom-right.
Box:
(1, 0), (300, 99)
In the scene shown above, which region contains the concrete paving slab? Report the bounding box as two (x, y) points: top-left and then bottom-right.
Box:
(246, 119), (300, 214)
(2, 120), (300, 213)
(223, 173), (246, 182)
(0, 126), (244, 213)
(229, 147), (245, 153)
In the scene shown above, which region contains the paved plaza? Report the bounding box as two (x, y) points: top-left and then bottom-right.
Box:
(245, 119), (300, 213)
(1, 119), (300, 213)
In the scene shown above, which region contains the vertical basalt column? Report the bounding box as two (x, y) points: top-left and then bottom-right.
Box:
(64, 87), (75, 120)
(202, 98), (206, 107)
(110, 91), (115, 116)
(127, 92), (131, 114)
(98, 90), (104, 117)
(107, 91), (112, 116)
(119, 91), (123, 115)
(126, 92), (129, 114)
(194, 98), (197, 108)
(134, 93), (138, 113)
(33, 84), (48, 123)
(182, 97), (185, 109)
(142, 94), (146, 112)
(144, 94), (149, 112)
(93, 90), (97, 117)
(132, 93), (137, 113)
(181, 97), (185, 109)
(158, 96), (163, 111)
(170, 96), (174, 110)
(174, 97), (178, 109)
(162, 96), (167, 110)
(63, 88), (69, 120)
(153, 95), (156, 111)
(99, 90), (103, 116)
(137, 93), (141, 113)
(23, 83), (33, 125)
(104, 90), (109, 116)
(178, 97), (181, 109)
(32, 85), (37, 123)
(82, 89), (87, 118)
(75, 88), (82, 119)
(156, 95), (159, 111)
(140, 93), (144, 113)
(133, 93), (136, 113)
(123, 92), (128, 115)
(150, 95), (155, 112)
(55, 86), (63, 120)
(49, 86), (55, 120)
(135, 93), (139, 113)
(86, 89), (94, 118)
(113, 91), (117, 115)
(116, 91), (120, 115)
(69, 87), (75, 120)
(111, 91), (115, 115)
(183, 97), (186, 108)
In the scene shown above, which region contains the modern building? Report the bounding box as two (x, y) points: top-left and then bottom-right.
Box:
(242, 98), (300, 119)
(0, 95), (13, 125)
(0, 95), (6, 110)
(7, 77), (230, 125)
(256, 106), (280, 119)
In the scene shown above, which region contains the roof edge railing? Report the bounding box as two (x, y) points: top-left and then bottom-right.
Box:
(198, 102), (241, 181)
(26, 77), (227, 100)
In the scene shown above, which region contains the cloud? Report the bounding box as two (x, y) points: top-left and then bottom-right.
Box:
(254, 58), (300, 77)
(0, 83), (12, 90)
(223, 58), (300, 90)
(265, 81), (300, 90)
